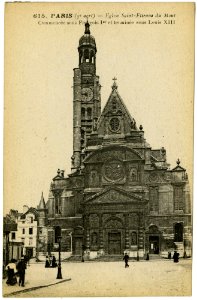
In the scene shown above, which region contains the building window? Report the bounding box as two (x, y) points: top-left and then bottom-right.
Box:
(21, 238), (25, 244)
(30, 217), (33, 223)
(131, 232), (137, 245)
(29, 228), (33, 235)
(174, 223), (183, 242)
(22, 228), (25, 234)
(29, 238), (33, 246)
(87, 107), (92, 119)
(149, 187), (159, 212)
(109, 117), (120, 132)
(55, 193), (62, 214)
(55, 226), (61, 243)
(81, 107), (85, 119)
(174, 186), (183, 211)
(11, 232), (16, 240)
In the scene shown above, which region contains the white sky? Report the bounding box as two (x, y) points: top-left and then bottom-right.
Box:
(3, 2), (194, 214)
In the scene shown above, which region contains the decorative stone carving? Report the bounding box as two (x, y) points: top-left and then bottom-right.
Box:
(129, 213), (139, 228)
(104, 218), (123, 229)
(149, 173), (159, 182)
(89, 214), (99, 228)
(103, 160), (125, 182)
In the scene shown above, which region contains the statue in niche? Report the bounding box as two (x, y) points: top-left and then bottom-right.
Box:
(130, 168), (137, 182)
(131, 232), (137, 245)
(91, 232), (98, 245)
(90, 170), (98, 187)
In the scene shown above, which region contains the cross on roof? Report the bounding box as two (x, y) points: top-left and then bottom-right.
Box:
(112, 77), (118, 90)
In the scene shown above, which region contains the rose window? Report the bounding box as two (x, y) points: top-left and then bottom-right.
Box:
(109, 117), (120, 132)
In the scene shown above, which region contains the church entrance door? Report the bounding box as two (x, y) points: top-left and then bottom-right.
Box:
(149, 236), (159, 254)
(108, 232), (121, 255)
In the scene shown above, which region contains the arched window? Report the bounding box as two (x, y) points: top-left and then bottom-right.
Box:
(131, 232), (137, 245)
(87, 107), (92, 119)
(55, 192), (62, 215)
(84, 49), (89, 62)
(81, 107), (85, 119)
(174, 223), (183, 242)
(90, 51), (94, 63)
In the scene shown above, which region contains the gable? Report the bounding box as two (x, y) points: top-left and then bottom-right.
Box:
(85, 186), (144, 205)
(96, 86), (138, 137)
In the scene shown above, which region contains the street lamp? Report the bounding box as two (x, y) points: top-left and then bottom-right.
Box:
(56, 236), (62, 279)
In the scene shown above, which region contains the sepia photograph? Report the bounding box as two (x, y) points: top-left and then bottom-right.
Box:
(3, 2), (194, 297)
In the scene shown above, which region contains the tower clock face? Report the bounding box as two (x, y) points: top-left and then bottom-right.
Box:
(81, 87), (93, 101)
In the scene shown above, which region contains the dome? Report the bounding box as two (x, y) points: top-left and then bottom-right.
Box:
(78, 21), (96, 49)
(79, 34), (96, 48)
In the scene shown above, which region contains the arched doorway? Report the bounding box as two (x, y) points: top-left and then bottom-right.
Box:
(147, 225), (161, 254)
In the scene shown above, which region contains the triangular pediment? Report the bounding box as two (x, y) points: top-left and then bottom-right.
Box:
(97, 86), (138, 134)
(85, 186), (144, 205)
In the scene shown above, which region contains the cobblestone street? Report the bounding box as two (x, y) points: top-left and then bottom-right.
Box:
(3, 259), (192, 297)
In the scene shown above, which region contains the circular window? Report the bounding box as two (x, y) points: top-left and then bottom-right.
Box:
(104, 160), (124, 182)
(109, 117), (120, 132)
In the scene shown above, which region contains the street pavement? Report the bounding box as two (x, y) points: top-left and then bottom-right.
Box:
(2, 258), (192, 297)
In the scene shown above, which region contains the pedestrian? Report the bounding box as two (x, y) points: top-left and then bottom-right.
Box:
(123, 253), (129, 268)
(5, 259), (17, 286)
(173, 250), (179, 263)
(17, 256), (26, 287)
(49, 255), (53, 267)
(45, 256), (50, 268)
(52, 255), (57, 268)
(146, 253), (149, 261)
(168, 251), (171, 259)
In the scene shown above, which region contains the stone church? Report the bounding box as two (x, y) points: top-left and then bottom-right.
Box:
(36, 22), (192, 260)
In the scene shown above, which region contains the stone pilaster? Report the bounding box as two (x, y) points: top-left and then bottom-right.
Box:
(99, 214), (104, 253)
(124, 213), (130, 250)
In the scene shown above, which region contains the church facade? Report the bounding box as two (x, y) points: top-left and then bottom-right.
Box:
(36, 22), (192, 260)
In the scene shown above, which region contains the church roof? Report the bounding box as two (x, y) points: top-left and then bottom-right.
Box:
(20, 207), (39, 220)
(97, 80), (136, 130)
(38, 191), (46, 210)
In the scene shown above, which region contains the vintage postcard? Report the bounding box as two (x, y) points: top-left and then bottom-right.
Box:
(3, 2), (194, 297)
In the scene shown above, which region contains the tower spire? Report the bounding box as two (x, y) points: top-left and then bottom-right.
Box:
(85, 20), (90, 34)
(38, 191), (46, 210)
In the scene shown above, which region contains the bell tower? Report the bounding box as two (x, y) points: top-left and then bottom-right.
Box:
(72, 22), (101, 172)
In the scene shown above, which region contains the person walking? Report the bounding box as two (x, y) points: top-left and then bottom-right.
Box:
(5, 259), (17, 285)
(45, 256), (50, 268)
(123, 253), (129, 268)
(52, 255), (57, 268)
(17, 256), (26, 287)
(173, 250), (179, 263)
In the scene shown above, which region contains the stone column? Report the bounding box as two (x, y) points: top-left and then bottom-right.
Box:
(124, 213), (130, 251)
(138, 212), (145, 258)
(99, 214), (104, 255)
(85, 214), (90, 252)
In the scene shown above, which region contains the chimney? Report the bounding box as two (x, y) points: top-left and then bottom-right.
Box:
(61, 170), (64, 178)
